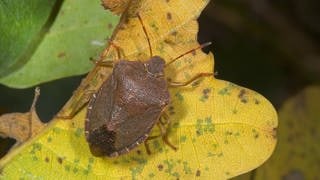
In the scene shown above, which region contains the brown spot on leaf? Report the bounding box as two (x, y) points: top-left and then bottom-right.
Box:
(241, 98), (248, 103)
(158, 164), (163, 171)
(45, 157), (49, 163)
(57, 157), (64, 164)
(57, 52), (66, 58)
(167, 12), (172, 20)
(238, 89), (246, 97)
(108, 23), (113, 29)
(200, 88), (211, 101)
(203, 88), (211, 95)
(164, 38), (175, 45)
(192, 50), (196, 56)
(272, 128), (277, 139)
(136, 150), (141, 155)
(171, 31), (178, 36)
(254, 99), (260, 104)
(168, 106), (175, 115)
(196, 169), (201, 176)
(238, 89), (248, 103)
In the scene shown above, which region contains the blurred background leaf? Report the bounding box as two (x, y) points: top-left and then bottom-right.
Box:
(0, 0), (119, 88)
(0, 0), (58, 78)
(255, 86), (320, 180)
(233, 86), (320, 179)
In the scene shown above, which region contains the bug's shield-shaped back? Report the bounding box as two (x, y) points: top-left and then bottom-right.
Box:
(85, 58), (169, 157)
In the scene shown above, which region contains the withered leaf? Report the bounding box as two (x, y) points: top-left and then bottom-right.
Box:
(0, 87), (44, 143)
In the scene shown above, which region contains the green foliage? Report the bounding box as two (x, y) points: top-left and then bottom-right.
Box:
(0, 0), (119, 88)
(0, 0), (56, 77)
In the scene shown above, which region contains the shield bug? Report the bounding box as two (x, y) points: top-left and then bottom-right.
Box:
(85, 14), (213, 157)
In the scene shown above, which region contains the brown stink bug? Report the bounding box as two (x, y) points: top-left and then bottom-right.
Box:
(85, 14), (213, 157)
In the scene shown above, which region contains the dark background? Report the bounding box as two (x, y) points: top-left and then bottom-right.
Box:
(199, 0), (320, 108)
(0, 0), (319, 174)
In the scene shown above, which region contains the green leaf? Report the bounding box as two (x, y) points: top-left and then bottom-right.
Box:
(0, 0), (57, 77)
(0, 0), (119, 88)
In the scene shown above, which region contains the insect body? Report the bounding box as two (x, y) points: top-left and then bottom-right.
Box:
(84, 14), (212, 157)
(85, 57), (169, 157)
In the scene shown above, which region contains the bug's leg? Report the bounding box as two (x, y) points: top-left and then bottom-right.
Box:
(143, 134), (161, 155)
(89, 40), (122, 68)
(94, 40), (122, 68)
(93, 60), (114, 68)
(100, 39), (121, 60)
(159, 111), (170, 125)
(168, 73), (214, 87)
(137, 13), (153, 57)
(157, 115), (178, 151)
(109, 41), (122, 60)
(143, 113), (177, 154)
(144, 140), (152, 155)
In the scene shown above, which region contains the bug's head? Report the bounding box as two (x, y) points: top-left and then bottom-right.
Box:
(144, 56), (166, 77)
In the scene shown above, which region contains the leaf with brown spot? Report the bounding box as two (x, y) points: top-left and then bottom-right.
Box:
(0, 0), (277, 179)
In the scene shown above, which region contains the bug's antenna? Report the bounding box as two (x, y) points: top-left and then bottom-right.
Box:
(137, 13), (153, 57)
(165, 42), (212, 67)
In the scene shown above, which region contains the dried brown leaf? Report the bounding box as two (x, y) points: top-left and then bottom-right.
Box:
(0, 88), (44, 143)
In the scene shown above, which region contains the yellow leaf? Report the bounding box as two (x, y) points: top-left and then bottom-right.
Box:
(0, 78), (277, 179)
(255, 86), (320, 180)
(0, 0), (278, 179)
